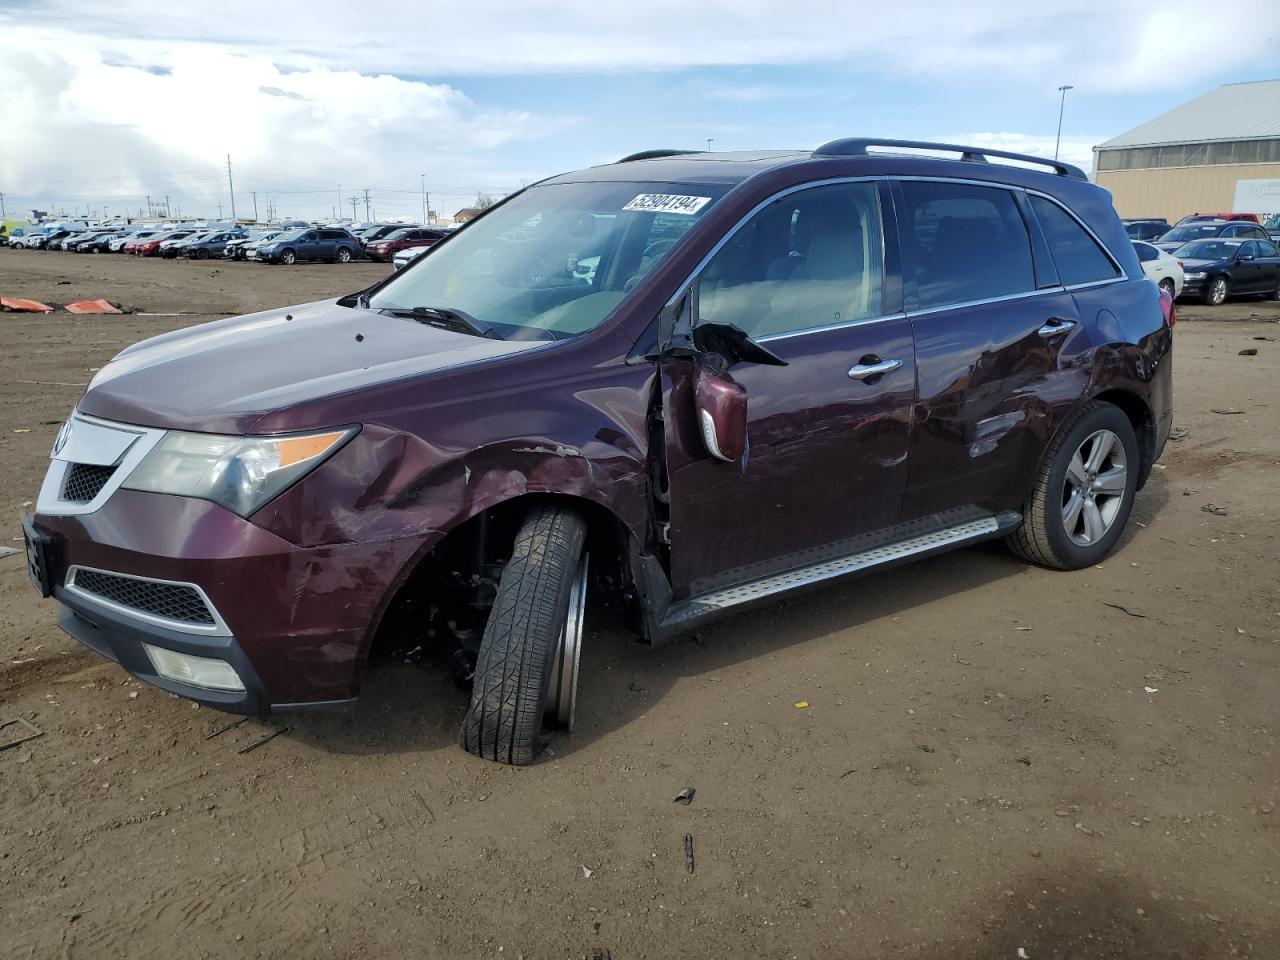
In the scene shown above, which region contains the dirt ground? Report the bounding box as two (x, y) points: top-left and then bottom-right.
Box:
(1, 249), (1277, 960)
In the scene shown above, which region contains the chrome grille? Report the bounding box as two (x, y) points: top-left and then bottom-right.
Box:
(61, 463), (117, 503)
(71, 569), (216, 625)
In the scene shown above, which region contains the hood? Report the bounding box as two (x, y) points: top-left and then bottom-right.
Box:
(1178, 257), (1228, 271)
(77, 298), (546, 434)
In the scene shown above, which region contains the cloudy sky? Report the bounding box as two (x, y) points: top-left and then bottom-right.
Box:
(1, 0), (1276, 222)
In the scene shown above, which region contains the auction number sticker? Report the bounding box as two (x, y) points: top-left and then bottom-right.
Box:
(623, 194), (712, 215)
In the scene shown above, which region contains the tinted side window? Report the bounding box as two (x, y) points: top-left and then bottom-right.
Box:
(1133, 242), (1158, 263)
(698, 181), (884, 339)
(1259, 240), (1280, 257)
(1239, 241), (1259, 258)
(1030, 196), (1121, 286)
(319, 230), (343, 240)
(899, 181), (1035, 310)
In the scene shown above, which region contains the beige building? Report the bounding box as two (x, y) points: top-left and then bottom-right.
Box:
(1094, 79), (1280, 224)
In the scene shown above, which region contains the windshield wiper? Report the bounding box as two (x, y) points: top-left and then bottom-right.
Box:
(381, 305), (502, 340)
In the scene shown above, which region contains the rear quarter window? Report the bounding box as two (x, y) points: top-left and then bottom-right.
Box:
(900, 181), (1036, 310)
(1030, 196), (1121, 287)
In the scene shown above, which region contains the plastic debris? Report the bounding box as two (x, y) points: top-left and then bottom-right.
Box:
(0, 297), (54, 313)
(0, 718), (44, 751)
(237, 726), (288, 754)
(1210, 408), (1243, 415)
(64, 299), (123, 315)
(1017, 949), (1030, 959)
(580, 865), (593, 879)
(1238, 348), (1258, 356)
(1201, 504), (1228, 516)
(1144, 686), (1158, 694)
(673, 787), (695, 805)
(684, 833), (695, 873)
(794, 700), (809, 709)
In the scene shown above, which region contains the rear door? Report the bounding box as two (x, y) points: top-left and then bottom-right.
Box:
(1256, 240), (1280, 292)
(893, 179), (1093, 522)
(663, 180), (916, 599)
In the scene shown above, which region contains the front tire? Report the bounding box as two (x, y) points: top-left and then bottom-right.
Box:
(1007, 401), (1139, 570)
(280, 249), (296, 265)
(460, 504), (588, 765)
(1204, 275), (1228, 305)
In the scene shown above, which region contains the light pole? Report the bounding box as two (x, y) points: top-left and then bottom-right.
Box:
(706, 138), (714, 152)
(1054, 85), (1074, 161)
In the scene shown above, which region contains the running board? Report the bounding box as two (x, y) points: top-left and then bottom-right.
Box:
(652, 514), (1015, 644)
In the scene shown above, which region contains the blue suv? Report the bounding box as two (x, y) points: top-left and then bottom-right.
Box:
(251, 228), (361, 264)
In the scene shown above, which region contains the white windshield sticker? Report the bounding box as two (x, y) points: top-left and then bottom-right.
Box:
(623, 193), (712, 215)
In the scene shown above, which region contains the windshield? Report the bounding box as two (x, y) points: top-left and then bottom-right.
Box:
(369, 181), (726, 340)
(1264, 214), (1280, 230)
(1175, 240), (1243, 260)
(380, 229), (412, 241)
(273, 230), (306, 242)
(1162, 223), (1224, 242)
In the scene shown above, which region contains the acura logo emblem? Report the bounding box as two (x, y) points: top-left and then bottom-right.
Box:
(52, 419), (73, 456)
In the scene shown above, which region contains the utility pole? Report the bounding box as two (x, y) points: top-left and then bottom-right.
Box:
(706, 138), (714, 152)
(251, 191), (258, 221)
(146, 194), (152, 217)
(226, 154), (237, 222)
(349, 196), (360, 221)
(217, 201), (223, 219)
(337, 183), (343, 219)
(164, 195), (171, 218)
(363, 188), (371, 222)
(421, 174), (427, 224)
(1054, 85), (1074, 161)
(0, 192), (5, 219)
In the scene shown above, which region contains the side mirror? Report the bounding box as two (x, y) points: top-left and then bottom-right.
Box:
(694, 354), (748, 463)
(1238, 253), (1254, 261)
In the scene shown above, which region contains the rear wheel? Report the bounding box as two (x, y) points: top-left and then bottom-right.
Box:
(1007, 401), (1139, 570)
(336, 247), (352, 263)
(1158, 277), (1175, 298)
(1204, 275), (1228, 305)
(460, 504), (588, 765)
(196, 248), (210, 260)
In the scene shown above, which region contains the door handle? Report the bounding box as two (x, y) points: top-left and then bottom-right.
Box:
(1038, 317), (1077, 337)
(847, 358), (903, 381)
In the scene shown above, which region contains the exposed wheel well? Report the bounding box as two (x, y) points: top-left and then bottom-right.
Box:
(366, 493), (633, 667)
(1092, 389), (1156, 488)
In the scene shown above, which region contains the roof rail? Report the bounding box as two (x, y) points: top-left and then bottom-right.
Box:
(812, 138), (1089, 181)
(617, 149), (701, 163)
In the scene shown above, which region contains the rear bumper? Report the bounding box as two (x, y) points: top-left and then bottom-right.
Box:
(28, 490), (424, 713)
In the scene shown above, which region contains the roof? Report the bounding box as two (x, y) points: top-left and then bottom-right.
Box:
(1096, 79), (1280, 151)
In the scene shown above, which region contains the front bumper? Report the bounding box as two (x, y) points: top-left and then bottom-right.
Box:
(27, 489), (423, 715)
(1180, 276), (1206, 298)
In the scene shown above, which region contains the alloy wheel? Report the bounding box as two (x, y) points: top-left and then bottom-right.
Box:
(545, 553), (588, 731)
(1209, 277), (1227, 305)
(1061, 429), (1127, 547)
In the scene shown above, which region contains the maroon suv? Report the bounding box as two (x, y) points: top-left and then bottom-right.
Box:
(23, 139), (1172, 765)
(365, 227), (448, 262)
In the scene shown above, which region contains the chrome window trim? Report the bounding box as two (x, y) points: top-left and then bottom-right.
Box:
(757, 312), (908, 343)
(63, 564), (232, 637)
(662, 172), (1132, 345)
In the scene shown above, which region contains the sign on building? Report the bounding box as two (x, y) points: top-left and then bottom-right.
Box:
(1233, 179), (1280, 216)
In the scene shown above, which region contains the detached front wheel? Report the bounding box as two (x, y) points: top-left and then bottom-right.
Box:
(460, 504), (588, 765)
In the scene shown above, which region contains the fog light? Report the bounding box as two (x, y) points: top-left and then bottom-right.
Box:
(142, 643), (245, 692)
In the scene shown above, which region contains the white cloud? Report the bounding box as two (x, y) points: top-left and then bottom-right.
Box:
(1, 0), (1271, 218)
(5, 0), (1272, 89)
(935, 133), (1104, 174)
(0, 27), (570, 218)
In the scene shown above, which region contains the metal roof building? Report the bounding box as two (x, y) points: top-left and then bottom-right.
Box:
(1093, 80), (1280, 222)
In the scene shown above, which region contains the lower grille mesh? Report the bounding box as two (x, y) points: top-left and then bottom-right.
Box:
(72, 569), (216, 625)
(62, 463), (117, 503)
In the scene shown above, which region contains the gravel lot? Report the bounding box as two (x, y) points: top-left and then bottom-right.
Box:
(1, 249), (1277, 959)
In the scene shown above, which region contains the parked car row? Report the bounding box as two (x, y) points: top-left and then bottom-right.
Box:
(7, 222), (457, 265)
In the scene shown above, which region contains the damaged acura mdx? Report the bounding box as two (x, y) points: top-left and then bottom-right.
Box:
(22, 139), (1172, 765)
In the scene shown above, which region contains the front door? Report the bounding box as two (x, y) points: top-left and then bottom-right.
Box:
(662, 180), (915, 599)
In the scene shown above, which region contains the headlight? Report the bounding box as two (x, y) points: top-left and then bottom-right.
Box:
(122, 427), (356, 517)
(1185, 271), (1205, 279)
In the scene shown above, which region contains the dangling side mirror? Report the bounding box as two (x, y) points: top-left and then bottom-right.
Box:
(694, 353), (748, 462)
